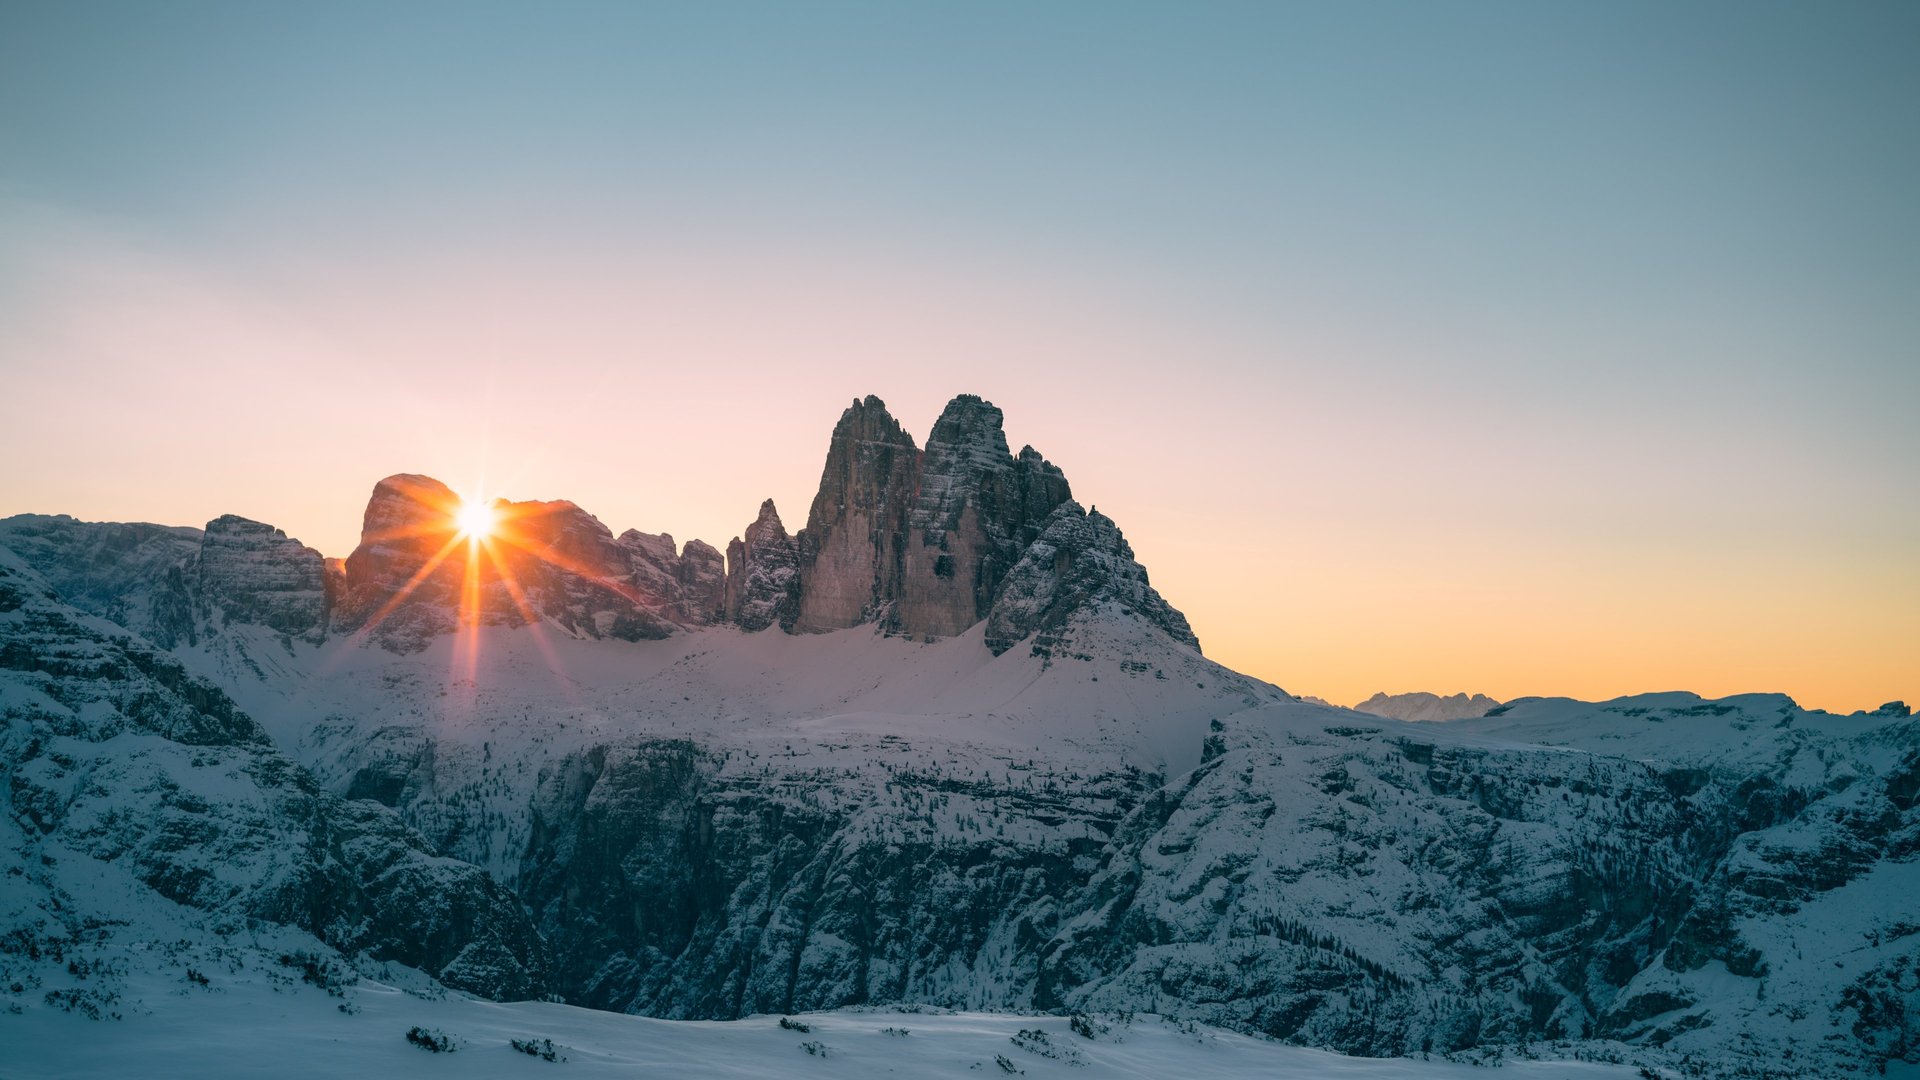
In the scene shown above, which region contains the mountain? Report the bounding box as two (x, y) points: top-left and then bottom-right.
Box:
(2, 392), (1914, 1079)
(0, 550), (545, 1002)
(1353, 691), (1501, 722)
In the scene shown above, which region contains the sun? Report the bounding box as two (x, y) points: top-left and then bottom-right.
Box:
(454, 499), (498, 540)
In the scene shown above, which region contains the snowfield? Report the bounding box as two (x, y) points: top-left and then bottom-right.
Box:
(10, 959), (1645, 1080)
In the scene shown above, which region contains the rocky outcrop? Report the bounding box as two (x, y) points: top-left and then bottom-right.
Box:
(0, 514), (202, 648)
(784, 394), (1075, 642)
(619, 532), (728, 628)
(895, 396), (1072, 639)
(724, 500), (800, 632)
(332, 477), (687, 646)
(985, 501), (1198, 657)
(339, 474), (462, 608)
(197, 514), (330, 641)
(792, 396), (921, 632)
(676, 539), (727, 624)
(504, 499), (674, 641)
(619, 528), (682, 605)
(1353, 691), (1501, 722)
(517, 736), (1153, 1017)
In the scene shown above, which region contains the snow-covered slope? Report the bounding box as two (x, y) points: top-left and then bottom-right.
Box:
(0, 551), (545, 1000)
(1038, 696), (1920, 1073)
(6, 935), (1645, 1080)
(3, 391), (1916, 1078)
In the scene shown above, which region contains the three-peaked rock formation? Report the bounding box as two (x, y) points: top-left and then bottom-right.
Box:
(772, 393), (1148, 649)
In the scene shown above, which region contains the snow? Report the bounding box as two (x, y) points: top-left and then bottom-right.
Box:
(4, 957), (1642, 1080)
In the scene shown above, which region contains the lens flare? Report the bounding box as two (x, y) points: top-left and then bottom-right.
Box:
(454, 499), (498, 540)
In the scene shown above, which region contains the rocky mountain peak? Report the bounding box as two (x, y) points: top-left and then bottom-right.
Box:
(725, 499), (800, 632)
(340, 474), (460, 599)
(198, 514), (329, 642)
(984, 499), (1198, 657)
(793, 397), (921, 632)
(891, 395), (1072, 638)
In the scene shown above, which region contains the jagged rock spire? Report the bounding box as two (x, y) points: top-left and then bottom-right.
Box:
(896, 395), (1072, 638)
(793, 396), (921, 632)
(725, 499), (800, 632)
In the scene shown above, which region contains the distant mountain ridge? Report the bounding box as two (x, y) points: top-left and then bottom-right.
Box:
(1353, 690), (1502, 722)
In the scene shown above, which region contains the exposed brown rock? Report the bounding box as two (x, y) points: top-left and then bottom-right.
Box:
(792, 396), (920, 632)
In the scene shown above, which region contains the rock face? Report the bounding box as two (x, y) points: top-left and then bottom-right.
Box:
(504, 499), (675, 641)
(1036, 695), (1920, 1072)
(985, 501), (1198, 657)
(675, 539), (727, 624)
(1352, 691), (1501, 722)
(0, 551), (545, 999)
(0, 515), (202, 648)
(778, 393), (1086, 648)
(518, 738), (1153, 1017)
(0, 513), (332, 648)
(197, 515), (330, 641)
(329, 476), (717, 648)
(895, 396), (1073, 640)
(339, 474), (461, 608)
(724, 500), (800, 632)
(791, 396), (921, 633)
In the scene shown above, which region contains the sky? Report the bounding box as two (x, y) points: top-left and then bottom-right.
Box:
(1, 1), (1915, 712)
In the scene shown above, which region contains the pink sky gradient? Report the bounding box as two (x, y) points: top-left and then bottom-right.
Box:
(2, 203), (1912, 714)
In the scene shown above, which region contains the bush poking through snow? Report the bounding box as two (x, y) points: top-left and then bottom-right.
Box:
(43, 987), (120, 1021)
(779, 1016), (811, 1032)
(881, 1026), (911, 1037)
(1011, 1027), (1083, 1065)
(511, 1037), (565, 1062)
(278, 952), (354, 998)
(800, 1040), (828, 1057)
(994, 1053), (1024, 1074)
(406, 1026), (456, 1053)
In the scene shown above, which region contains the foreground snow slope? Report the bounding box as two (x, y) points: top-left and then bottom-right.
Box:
(8, 957), (1642, 1080)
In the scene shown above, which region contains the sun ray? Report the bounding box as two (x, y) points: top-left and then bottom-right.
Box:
(480, 534), (580, 704)
(489, 529), (658, 612)
(331, 481), (660, 707)
(348, 532), (465, 646)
